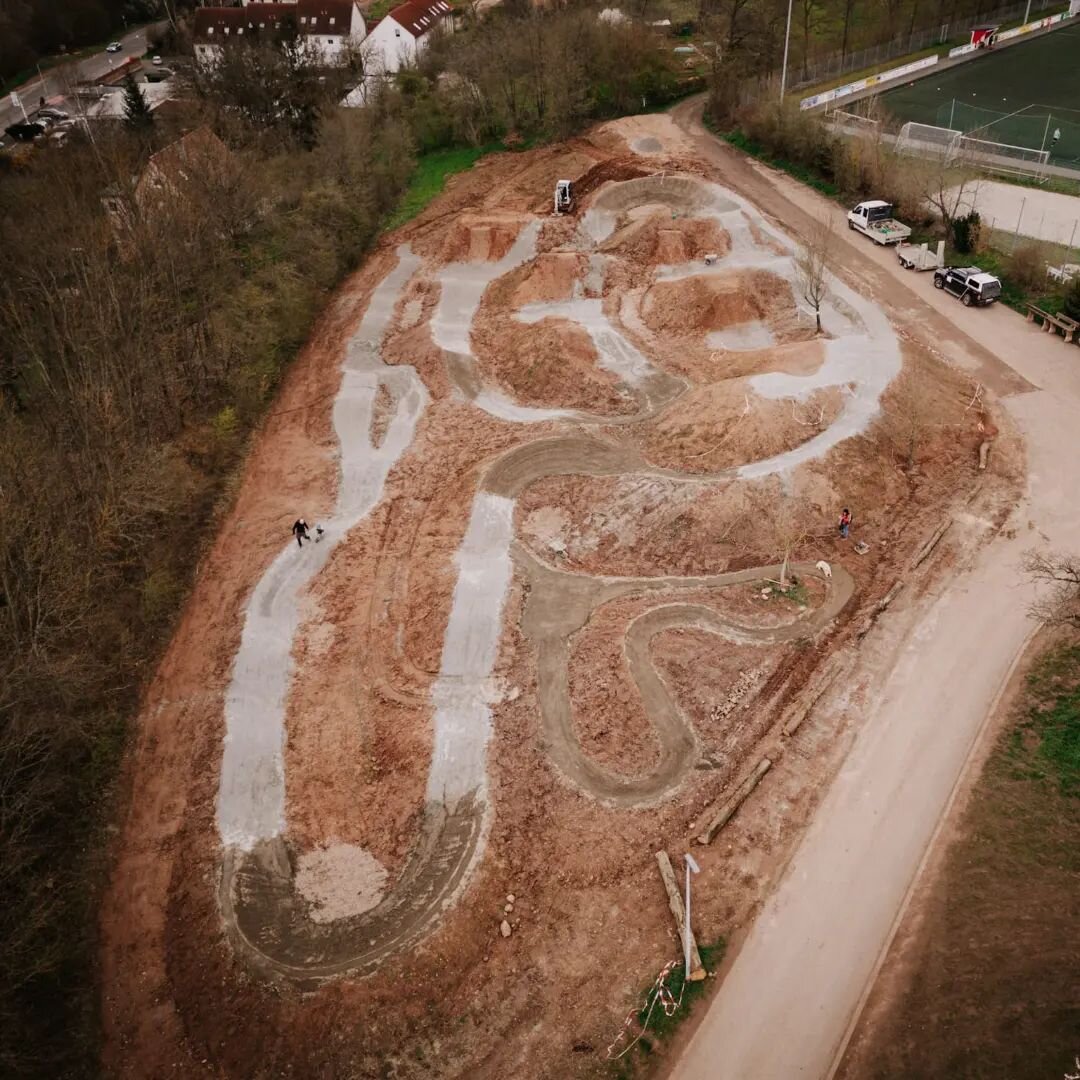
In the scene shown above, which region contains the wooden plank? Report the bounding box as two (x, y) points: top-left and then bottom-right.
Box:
(695, 757), (772, 845)
(655, 851), (706, 981)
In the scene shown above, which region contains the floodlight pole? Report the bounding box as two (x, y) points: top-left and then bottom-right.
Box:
(779, 0), (794, 102)
(1023, 0), (1032, 24)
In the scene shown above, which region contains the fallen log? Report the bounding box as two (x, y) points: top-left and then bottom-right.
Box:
(911, 519), (951, 569)
(695, 757), (772, 845)
(978, 440), (991, 471)
(654, 851), (707, 981)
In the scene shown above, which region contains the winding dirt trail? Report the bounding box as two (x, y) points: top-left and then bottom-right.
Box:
(668, 97), (1080, 1080)
(214, 169), (885, 985)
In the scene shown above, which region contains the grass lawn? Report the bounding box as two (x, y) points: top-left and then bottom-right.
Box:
(384, 144), (500, 230)
(839, 636), (1080, 1079)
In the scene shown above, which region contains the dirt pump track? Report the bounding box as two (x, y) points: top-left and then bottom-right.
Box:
(217, 165), (872, 986)
(99, 111), (1017, 1078)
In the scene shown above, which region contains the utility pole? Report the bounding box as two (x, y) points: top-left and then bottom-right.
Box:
(780, 0), (794, 102)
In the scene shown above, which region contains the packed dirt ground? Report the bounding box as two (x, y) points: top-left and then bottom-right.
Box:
(836, 629), (1080, 1080)
(100, 112), (1023, 1078)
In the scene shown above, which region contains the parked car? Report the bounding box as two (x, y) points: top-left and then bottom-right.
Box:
(106, 41), (123, 53)
(151, 55), (163, 65)
(37, 107), (70, 122)
(846, 200), (911, 246)
(932, 266), (1002, 307)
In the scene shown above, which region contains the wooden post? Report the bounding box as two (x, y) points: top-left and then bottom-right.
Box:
(655, 851), (707, 981)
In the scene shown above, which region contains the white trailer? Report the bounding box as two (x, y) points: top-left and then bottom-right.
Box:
(847, 200), (911, 245)
(897, 240), (945, 271)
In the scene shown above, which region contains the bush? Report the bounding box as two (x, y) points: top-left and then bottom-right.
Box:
(952, 211), (981, 254)
(1064, 276), (1080, 322)
(1006, 241), (1050, 292)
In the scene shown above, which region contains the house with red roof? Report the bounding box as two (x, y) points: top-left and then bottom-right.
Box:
(193, 0), (366, 67)
(363, 0), (453, 75)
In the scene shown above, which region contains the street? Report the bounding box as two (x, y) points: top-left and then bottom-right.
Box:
(1, 23), (162, 133)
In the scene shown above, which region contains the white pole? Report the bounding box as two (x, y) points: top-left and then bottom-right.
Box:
(684, 858), (691, 980)
(683, 853), (700, 982)
(780, 0), (794, 102)
(1024, 0), (1032, 24)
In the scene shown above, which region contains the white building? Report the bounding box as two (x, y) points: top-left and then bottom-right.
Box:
(363, 0), (453, 75)
(193, 0), (366, 67)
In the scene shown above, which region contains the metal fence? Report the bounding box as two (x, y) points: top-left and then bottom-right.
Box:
(789, 0), (1059, 90)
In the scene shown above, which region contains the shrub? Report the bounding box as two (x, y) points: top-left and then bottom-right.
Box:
(1063, 276), (1080, 322)
(1006, 242), (1050, 293)
(952, 211), (981, 254)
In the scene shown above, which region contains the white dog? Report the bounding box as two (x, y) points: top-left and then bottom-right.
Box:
(815, 559), (832, 579)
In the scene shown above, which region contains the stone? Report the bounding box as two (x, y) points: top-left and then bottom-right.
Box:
(500, 920), (512, 938)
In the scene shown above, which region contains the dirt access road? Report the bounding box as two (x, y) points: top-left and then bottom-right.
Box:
(669, 98), (1080, 1080)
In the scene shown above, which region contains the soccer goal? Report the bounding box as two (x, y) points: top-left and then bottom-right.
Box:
(953, 133), (1050, 178)
(896, 121), (1050, 180)
(895, 121), (962, 160)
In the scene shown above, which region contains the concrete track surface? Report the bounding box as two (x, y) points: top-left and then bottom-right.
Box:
(214, 169), (894, 984)
(669, 98), (1080, 1080)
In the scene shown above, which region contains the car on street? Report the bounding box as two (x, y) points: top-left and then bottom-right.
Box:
(932, 266), (1002, 306)
(106, 41), (123, 53)
(152, 55), (163, 65)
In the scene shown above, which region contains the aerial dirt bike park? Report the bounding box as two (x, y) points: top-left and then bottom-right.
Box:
(100, 111), (1021, 1077)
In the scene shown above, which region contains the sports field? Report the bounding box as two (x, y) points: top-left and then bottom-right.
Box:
(878, 21), (1080, 167)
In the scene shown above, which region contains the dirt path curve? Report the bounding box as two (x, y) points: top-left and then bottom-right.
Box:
(669, 97), (1080, 1080)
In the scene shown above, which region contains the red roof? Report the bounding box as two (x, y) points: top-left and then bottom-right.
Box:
(387, 0), (451, 38)
(194, 0), (358, 42)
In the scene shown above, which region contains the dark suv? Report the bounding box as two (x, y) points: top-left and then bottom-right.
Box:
(933, 266), (1002, 306)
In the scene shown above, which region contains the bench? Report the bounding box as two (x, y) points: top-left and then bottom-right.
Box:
(1026, 304), (1079, 344)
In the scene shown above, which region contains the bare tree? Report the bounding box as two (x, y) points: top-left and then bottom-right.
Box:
(795, 214), (834, 333)
(1022, 552), (1080, 629)
(918, 157), (982, 248)
(884, 366), (939, 470)
(747, 483), (814, 589)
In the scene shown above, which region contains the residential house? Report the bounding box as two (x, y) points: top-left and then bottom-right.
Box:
(363, 0), (453, 75)
(193, 0), (366, 67)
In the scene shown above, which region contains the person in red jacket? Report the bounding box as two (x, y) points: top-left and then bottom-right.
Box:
(838, 508), (852, 539)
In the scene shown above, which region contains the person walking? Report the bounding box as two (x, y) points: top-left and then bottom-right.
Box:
(292, 518), (310, 548)
(838, 507), (852, 539)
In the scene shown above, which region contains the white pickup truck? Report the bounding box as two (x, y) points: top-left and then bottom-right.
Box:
(847, 201), (911, 246)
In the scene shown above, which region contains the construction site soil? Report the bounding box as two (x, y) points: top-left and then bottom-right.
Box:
(99, 112), (1022, 1078)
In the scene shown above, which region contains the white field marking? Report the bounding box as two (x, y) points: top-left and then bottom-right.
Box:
(217, 246), (427, 852)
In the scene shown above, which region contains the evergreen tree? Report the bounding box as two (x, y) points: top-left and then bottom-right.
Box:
(122, 72), (153, 131)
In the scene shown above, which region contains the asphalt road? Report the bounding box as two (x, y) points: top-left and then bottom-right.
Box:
(1, 23), (162, 133)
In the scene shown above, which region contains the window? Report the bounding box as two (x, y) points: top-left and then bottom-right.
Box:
(237, 27), (243, 34)
(300, 15), (307, 22)
(224, 25), (230, 33)
(329, 16), (336, 24)
(207, 26), (214, 34)
(395, 26), (400, 35)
